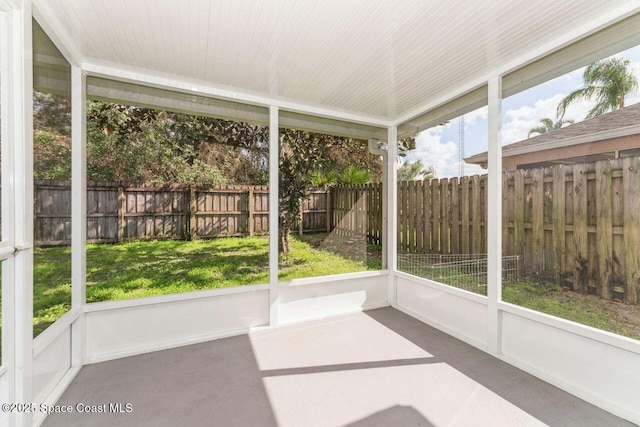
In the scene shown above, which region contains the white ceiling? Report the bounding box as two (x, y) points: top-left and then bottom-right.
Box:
(36, 0), (639, 125)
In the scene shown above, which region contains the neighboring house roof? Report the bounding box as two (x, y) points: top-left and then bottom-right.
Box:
(465, 102), (640, 165)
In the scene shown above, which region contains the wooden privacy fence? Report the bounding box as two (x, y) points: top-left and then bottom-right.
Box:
(330, 183), (383, 245)
(21, 156), (640, 303)
(30, 181), (328, 245)
(503, 157), (640, 304)
(393, 157), (640, 304)
(396, 175), (487, 256)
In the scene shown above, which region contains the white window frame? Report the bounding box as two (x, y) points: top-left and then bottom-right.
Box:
(0, 3), (15, 371)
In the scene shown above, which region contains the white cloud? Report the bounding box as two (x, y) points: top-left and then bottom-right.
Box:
(502, 93), (592, 146)
(464, 106), (488, 125)
(409, 129), (486, 178)
(503, 94), (564, 145)
(626, 60), (640, 106)
(408, 51), (640, 173)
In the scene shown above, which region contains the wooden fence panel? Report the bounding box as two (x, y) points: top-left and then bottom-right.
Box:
(460, 176), (470, 255)
(253, 186), (269, 235)
(35, 180), (72, 246)
(441, 178), (450, 255)
(397, 181), (407, 252)
(300, 188), (328, 233)
(197, 185), (249, 238)
(572, 163), (588, 293)
(531, 168), (545, 274)
(595, 161), (614, 300)
(471, 175), (482, 254)
(422, 180), (431, 254)
(552, 166), (566, 285)
(431, 179), (441, 254)
(407, 181), (416, 253)
(611, 159), (625, 298)
(502, 173), (510, 256)
(513, 171), (525, 266)
(122, 184), (189, 241)
(87, 182), (119, 243)
(623, 157), (640, 303)
(449, 177), (459, 254)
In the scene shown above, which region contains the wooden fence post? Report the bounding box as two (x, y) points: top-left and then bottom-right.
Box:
(117, 185), (125, 242)
(531, 169), (544, 274)
(471, 175), (481, 254)
(33, 183), (38, 245)
(461, 176), (470, 255)
(514, 171), (525, 268)
(441, 178), (450, 255)
(596, 160), (613, 300)
(299, 209), (304, 235)
(553, 165), (566, 285)
(572, 164), (588, 293)
(423, 179), (431, 254)
(326, 187), (331, 232)
(248, 186), (254, 236)
(449, 178), (459, 255)
(189, 186), (197, 239)
(623, 156), (640, 304)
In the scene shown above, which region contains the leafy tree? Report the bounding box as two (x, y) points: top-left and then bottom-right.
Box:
(33, 91), (71, 180)
(33, 92), (71, 136)
(527, 117), (574, 138)
(557, 57), (639, 120)
(87, 101), (256, 184)
(34, 130), (71, 180)
(338, 165), (370, 184)
(278, 134), (386, 256)
(85, 101), (406, 257)
(397, 160), (436, 181)
(279, 129), (327, 256)
(310, 170), (339, 187)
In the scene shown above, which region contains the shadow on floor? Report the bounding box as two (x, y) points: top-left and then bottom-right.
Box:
(45, 307), (634, 427)
(364, 308), (634, 427)
(345, 405), (435, 427)
(44, 334), (278, 427)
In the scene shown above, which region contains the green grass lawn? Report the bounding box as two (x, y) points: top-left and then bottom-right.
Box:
(3, 238), (638, 354)
(28, 233), (381, 336)
(502, 279), (640, 341)
(396, 263), (640, 341)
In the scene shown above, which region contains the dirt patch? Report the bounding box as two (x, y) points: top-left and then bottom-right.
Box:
(555, 290), (640, 340)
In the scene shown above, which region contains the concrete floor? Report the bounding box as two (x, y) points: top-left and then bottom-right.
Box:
(45, 308), (634, 427)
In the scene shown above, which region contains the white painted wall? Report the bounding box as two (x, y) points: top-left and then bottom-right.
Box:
(0, 370), (9, 427)
(395, 274), (488, 349)
(32, 329), (70, 405)
(393, 273), (640, 424)
(501, 310), (640, 424)
(84, 289), (270, 364)
(277, 272), (389, 325)
(82, 272), (388, 365)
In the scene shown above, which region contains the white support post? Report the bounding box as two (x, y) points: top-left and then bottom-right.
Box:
(268, 106), (279, 326)
(12, 2), (34, 426)
(487, 76), (503, 356)
(71, 66), (86, 367)
(0, 8), (16, 427)
(385, 126), (398, 305)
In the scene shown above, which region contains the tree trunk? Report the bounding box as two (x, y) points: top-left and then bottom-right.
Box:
(279, 227), (290, 258)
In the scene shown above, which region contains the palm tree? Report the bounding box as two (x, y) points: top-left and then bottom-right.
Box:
(397, 160), (436, 181)
(557, 57), (638, 120)
(527, 117), (574, 138)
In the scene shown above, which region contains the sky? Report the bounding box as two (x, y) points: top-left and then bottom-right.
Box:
(404, 45), (640, 178)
